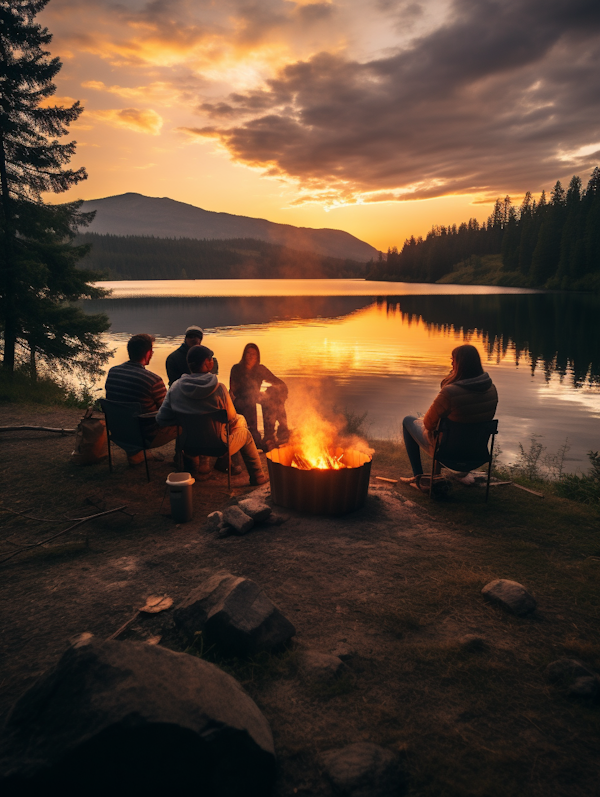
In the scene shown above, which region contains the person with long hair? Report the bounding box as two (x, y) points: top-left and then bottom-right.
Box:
(402, 344), (498, 476)
(229, 343), (289, 451)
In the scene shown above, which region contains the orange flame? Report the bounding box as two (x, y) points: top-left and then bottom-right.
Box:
(288, 410), (347, 470)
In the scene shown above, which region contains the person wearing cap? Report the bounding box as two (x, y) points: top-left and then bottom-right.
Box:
(166, 326), (219, 387)
(157, 345), (267, 485)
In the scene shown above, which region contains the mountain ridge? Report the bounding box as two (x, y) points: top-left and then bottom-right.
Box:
(80, 193), (378, 262)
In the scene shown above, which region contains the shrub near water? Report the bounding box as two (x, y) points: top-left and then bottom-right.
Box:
(555, 451), (600, 507)
(0, 370), (94, 408)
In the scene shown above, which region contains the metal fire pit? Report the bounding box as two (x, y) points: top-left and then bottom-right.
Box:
(266, 445), (372, 515)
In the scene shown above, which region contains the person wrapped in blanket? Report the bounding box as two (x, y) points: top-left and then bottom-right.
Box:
(229, 343), (290, 452)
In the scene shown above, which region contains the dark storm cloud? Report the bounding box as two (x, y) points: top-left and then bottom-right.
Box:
(192, 0), (600, 201)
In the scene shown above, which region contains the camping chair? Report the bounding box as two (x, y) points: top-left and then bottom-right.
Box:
(429, 418), (499, 502)
(175, 409), (232, 490)
(99, 399), (159, 483)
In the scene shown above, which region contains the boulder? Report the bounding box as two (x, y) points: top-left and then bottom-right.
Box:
(481, 579), (537, 616)
(300, 650), (346, 680)
(0, 638), (275, 796)
(237, 498), (272, 523)
(545, 658), (595, 684)
(320, 742), (406, 797)
(222, 506), (254, 535)
(174, 572), (296, 656)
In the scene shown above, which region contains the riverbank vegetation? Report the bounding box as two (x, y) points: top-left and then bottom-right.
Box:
(367, 167), (600, 291)
(75, 233), (366, 280)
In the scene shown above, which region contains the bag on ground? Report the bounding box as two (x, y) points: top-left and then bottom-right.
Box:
(71, 408), (108, 465)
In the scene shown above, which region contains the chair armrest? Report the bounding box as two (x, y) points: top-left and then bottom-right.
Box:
(138, 412), (158, 419)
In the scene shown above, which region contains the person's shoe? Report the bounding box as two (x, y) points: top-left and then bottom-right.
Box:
(128, 450), (164, 466)
(127, 451), (145, 466)
(262, 438), (277, 452)
(250, 473), (269, 486)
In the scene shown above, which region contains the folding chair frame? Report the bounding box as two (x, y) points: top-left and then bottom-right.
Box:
(175, 410), (232, 491)
(429, 419), (498, 502)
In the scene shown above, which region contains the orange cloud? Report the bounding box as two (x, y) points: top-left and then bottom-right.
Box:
(90, 108), (163, 135)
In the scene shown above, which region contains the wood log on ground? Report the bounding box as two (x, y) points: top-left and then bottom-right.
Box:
(0, 425), (75, 434)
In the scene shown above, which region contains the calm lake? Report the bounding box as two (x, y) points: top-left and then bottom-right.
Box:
(85, 279), (600, 474)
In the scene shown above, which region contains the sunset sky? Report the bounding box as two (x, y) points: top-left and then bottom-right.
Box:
(41, 0), (600, 251)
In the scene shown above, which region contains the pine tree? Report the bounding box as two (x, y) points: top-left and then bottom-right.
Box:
(0, 0), (109, 376)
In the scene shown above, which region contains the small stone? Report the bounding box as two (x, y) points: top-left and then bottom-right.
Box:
(320, 742), (406, 797)
(459, 634), (487, 652)
(545, 658), (594, 684)
(238, 498), (272, 522)
(567, 676), (599, 699)
(222, 505), (254, 535)
(331, 645), (354, 662)
(265, 512), (289, 526)
(205, 511), (223, 532)
(300, 650), (346, 680)
(481, 579), (537, 616)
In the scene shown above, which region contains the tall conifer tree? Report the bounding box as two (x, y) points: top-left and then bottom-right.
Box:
(0, 0), (109, 377)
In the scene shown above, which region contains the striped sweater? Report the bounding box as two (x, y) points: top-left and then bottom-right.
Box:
(105, 361), (167, 413)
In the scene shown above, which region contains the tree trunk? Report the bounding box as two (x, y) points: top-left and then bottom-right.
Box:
(30, 345), (37, 383)
(0, 128), (17, 375)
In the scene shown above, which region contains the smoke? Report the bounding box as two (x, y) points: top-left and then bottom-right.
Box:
(284, 381), (374, 459)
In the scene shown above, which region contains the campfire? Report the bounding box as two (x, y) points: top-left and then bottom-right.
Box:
(265, 414), (372, 515)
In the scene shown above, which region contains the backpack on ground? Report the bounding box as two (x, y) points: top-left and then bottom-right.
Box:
(71, 408), (108, 465)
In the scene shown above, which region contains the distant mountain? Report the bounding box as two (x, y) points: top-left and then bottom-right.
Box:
(80, 193), (378, 262)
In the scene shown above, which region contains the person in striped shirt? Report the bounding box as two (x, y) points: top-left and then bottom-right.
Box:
(105, 333), (177, 465)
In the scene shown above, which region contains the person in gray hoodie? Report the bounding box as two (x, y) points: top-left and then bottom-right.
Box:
(157, 345), (267, 485)
(402, 344), (498, 476)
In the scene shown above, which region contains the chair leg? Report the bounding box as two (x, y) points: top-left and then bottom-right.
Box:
(143, 446), (150, 483)
(107, 437), (113, 474)
(486, 432), (496, 503)
(227, 426), (231, 492)
(429, 454), (436, 500)
(176, 426), (183, 471)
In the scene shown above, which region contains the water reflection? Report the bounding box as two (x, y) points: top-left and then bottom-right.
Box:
(88, 288), (600, 472)
(379, 293), (600, 387)
(84, 295), (374, 336)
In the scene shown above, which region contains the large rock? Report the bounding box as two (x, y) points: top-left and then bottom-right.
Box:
(175, 572), (296, 656)
(481, 579), (537, 616)
(0, 638), (275, 796)
(320, 743), (406, 797)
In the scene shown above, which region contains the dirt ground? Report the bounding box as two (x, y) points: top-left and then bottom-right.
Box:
(1, 405), (599, 797)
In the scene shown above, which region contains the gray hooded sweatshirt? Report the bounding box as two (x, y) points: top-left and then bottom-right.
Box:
(156, 373), (237, 444)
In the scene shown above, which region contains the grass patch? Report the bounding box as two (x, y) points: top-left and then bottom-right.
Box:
(0, 369), (93, 408)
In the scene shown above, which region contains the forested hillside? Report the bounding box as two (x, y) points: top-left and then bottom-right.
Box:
(75, 234), (366, 280)
(367, 167), (600, 290)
